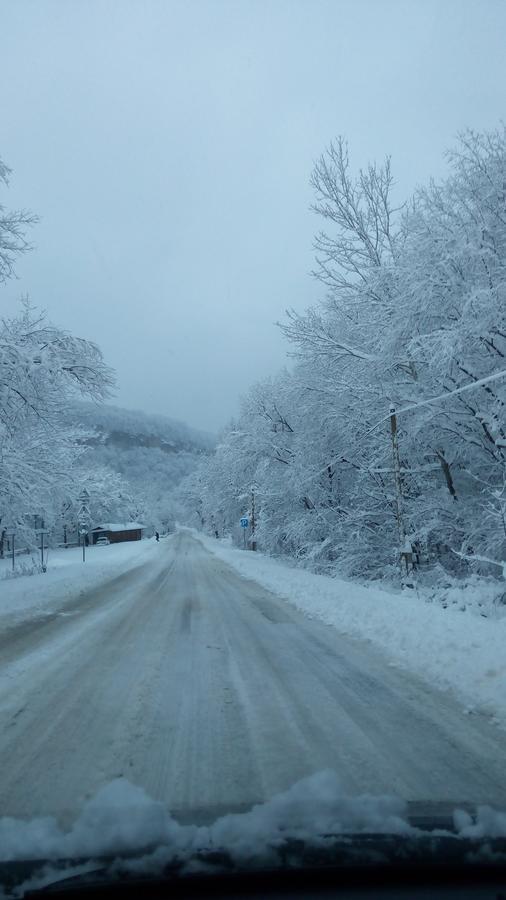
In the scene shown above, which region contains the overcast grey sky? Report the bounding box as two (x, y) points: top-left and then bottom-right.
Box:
(2, 0), (506, 431)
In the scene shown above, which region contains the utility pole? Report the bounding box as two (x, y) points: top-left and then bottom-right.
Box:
(250, 485), (257, 551)
(39, 518), (48, 572)
(5, 527), (16, 572)
(389, 405), (412, 580)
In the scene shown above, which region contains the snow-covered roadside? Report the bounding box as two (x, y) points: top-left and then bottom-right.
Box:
(196, 533), (506, 730)
(0, 539), (160, 632)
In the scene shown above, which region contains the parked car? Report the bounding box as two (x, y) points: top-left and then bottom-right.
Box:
(95, 535), (110, 546)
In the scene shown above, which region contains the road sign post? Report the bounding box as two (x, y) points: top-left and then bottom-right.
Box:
(240, 516), (249, 549)
(80, 527), (88, 562)
(77, 489), (91, 562)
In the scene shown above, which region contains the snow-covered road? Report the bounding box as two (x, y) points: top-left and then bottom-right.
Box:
(1, 531), (505, 825)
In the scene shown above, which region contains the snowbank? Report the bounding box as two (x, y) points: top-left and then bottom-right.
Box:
(0, 540), (158, 632)
(196, 533), (506, 729)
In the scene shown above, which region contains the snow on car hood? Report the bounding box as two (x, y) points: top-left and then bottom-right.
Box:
(3, 771), (506, 898)
(0, 770), (414, 864)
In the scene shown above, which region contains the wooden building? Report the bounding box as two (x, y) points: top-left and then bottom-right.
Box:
(91, 522), (145, 544)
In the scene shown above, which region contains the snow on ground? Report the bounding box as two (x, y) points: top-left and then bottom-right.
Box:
(196, 532), (506, 730)
(0, 539), (159, 632)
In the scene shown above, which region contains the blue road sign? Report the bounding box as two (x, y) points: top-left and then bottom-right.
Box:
(240, 517), (249, 528)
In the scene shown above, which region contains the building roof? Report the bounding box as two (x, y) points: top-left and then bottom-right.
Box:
(91, 522), (146, 532)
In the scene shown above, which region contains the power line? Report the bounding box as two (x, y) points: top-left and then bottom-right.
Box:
(301, 368), (506, 488)
(365, 368), (506, 437)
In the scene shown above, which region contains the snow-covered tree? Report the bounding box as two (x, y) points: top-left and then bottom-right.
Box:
(0, 155), (37, 284)
(0, 300), (115, 550)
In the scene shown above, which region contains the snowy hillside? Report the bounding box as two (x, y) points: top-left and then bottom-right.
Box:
(69, 401), (214, 454)
(68, 402), (214, 531)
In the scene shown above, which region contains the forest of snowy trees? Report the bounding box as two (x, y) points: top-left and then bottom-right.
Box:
(179, 128), (506, 585)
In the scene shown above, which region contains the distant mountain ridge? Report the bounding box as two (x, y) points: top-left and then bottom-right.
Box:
(68, 401), (215, 452)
